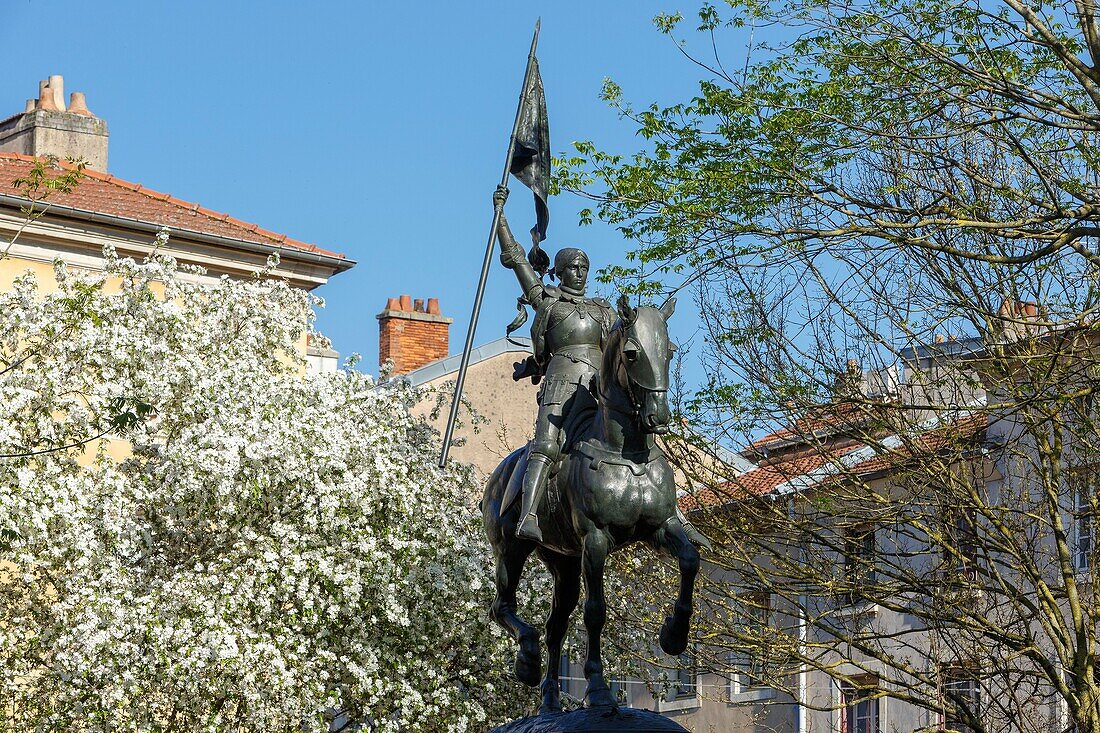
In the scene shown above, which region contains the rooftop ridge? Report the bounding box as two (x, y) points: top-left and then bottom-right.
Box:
(0, 153), (340, 259)
(682, 407), (989, 513)
(402, 336), (533, 386)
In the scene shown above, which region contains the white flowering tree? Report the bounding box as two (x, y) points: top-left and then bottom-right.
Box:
(0, 238), (527, 732)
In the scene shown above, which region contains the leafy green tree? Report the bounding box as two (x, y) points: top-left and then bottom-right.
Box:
(559, 3), (1100, 732)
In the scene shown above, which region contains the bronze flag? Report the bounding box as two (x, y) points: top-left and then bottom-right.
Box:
(509, 56), (551, 276)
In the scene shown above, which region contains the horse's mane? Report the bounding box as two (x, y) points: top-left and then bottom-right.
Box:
(599, 320), (625, 382)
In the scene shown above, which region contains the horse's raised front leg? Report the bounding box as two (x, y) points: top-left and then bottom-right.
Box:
(490, 542), (541, 687)
(580, 529), (617, 708)
(537, 549), (582, 714)
(657, 517), (700, 656)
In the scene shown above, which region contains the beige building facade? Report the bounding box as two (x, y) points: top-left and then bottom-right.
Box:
(408, 336), (539, 476)
(0, 76), (355, 467)
(0, 75), (353, 374)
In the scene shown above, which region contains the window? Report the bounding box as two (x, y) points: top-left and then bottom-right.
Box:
(729, 593), (773, 698)
(672, 651), (697, 699)
(844, 527), (876, 604)
(944, 507), (979, 582)
(609, 676), (626, 705)
(943, 671), (981, 733)
(729, 646), (767, 696)
(558, 652), (571, 697)
(1074, 479), (1095, 572)
(840, 678), (880, 733)
(656, 651), (700, 712)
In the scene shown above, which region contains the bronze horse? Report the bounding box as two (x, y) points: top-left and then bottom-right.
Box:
(482, 296), (705, 712)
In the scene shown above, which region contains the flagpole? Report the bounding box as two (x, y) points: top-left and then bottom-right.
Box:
(439, 19), (542, 468)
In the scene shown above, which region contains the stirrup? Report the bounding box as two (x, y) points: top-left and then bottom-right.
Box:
(516, 513), (543, 542)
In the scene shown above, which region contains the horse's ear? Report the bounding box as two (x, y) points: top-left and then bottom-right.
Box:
(659, 297), (677, 321)
(617, 294), (636, 325)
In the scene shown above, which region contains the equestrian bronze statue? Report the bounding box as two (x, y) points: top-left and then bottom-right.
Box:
(482, 188), (708, 713)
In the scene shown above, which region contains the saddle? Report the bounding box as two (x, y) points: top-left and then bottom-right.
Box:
(499, 389), (598, 519)
(499, 446), (567, 521)
(500, 437), (710, 551)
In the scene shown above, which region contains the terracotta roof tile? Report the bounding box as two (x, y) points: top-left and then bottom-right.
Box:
(748, 402), (872, 451)
(682, 413), (988, 513)
(681, 443), (864, 512)
(0, 154), (345, 259)
(842, 413), (987, 476)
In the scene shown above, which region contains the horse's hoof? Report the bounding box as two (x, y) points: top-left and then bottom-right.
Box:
(540, 679), (562, 714)
(659, 614), (689, 656)
(515, 636), (542, 687)
(585, 685), (617, 709)
(515, 654), (541, 687)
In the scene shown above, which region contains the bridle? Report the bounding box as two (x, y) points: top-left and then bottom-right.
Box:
(600, 322), (669, 423)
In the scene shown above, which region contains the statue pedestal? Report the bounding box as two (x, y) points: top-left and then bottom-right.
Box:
(489, 707), (689, 733)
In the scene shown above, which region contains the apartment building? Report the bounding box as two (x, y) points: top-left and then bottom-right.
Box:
(0, 75), (354, 371)
(679, 304), (1100, 733)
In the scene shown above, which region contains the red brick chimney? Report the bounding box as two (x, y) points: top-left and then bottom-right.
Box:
(377, 295), (453, 375)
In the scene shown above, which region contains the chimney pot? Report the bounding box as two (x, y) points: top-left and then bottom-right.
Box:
(427, 298), (441, 315)
(846, 358), (860, 371)
(1000, 299), (1041, 319)
(23, 99), (34, 114)
(377, 295), (453, 375)
(11, 75), (109, 170)
(47, 75), (65, 111)
(67, 92), (93, 116)
(934, 334), (946, 344)
(36, 80), (58, 112)
(35, 93), (58, 112)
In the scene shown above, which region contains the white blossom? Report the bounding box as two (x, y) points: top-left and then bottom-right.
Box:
(0, 247), (527, 731)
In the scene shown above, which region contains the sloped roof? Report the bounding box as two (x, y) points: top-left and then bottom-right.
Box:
(402, 336), (533, 387)
(748, 402), (873, 452)
(0, 154), (346, 260)
(682, 412), (988, 512)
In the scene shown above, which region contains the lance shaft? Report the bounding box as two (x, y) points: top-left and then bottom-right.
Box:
(439, 19), (541, 467)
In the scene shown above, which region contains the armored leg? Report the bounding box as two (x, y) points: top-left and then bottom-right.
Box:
(517, 453), (552, 542)
(517, 401), (564, 542)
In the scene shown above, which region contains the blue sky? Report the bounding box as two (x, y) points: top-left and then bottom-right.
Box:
(1, 1), (732, 389)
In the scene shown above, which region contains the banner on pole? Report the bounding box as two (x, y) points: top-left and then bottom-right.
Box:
(509, 56), (551, 276)
(439, 20), (543, 467)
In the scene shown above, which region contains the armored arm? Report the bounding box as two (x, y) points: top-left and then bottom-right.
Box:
(495, 191), (543, 302)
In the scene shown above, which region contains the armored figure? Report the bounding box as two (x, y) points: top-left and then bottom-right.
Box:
(494, 186), (614, 542)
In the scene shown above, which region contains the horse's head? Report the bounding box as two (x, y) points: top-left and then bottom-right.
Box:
(606, 294), (677, 434)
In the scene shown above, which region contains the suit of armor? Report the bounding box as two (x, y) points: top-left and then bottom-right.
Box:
(497, 209), (613, 542)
